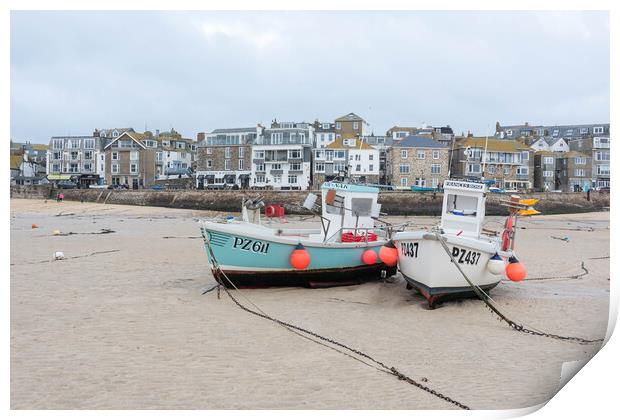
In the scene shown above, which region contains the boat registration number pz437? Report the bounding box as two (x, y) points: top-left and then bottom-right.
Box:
(232, 237), (270, 254)
(451, 246), (481, 265)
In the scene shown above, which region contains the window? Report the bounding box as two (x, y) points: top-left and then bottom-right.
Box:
(84, 151), (93, 160)
(574, 169), (585, 177)
(288, 175), (298, 184)
(207, 148), (213, 155)
(130, 163), (138, 174)
(336, 122), (341, 130)
(53, 151), (61, 160)
(144, 140), (157, 148)
(256, 163), (265, 172)
(432, 178), (439, 188)
(543, 171), (554, 177)
(369, 164), (374, 172)
(53, 139), (64, 149)
(271, 163), (282, 170)
(112, 164), (119, 174)
(69, 163), (79, 173)
(176, 142), (185, 149)
(225, 147), (231, 158)
(506, 130), (513, 136)
(544, 157), (554, 164)
(273, 175), (282, 183)
(156, 152), (163, 162)
(288, 150), (301, 159)
(400, 177), (408, 187)
(401, 149), (408, 159)
(517, 166), (529, 175)
(593, 126), (604, 134)
(83, 163), (92, 172)
(255, 175), (266, 183)
(593, 137), (610, 148)
(290, 162), (301, 171)
(487, 165), (495, 174)
(597, 165), (610, 175)
(322, 123), (330, 129)
(84, 139), (95, 149)
(431, 164), (441, 174)
(70, 151), (79, 160)
(354, 154), (361, 161)
(552, 129), (559, 137)
(399, 164), (410, 174)
(333, 162), (346, 173)
(206, 160), (212, 168)
(521, 151), (529, 161)
(254, 150), (265, 159)
(271, 132), (283, 144)
(467, 163), (481, 174)
(334, 150), (346, 159)
(315, 150), (325, 159)
(574, 157), (586, 165)
(595, 151), (610, 161)
(181, 152), (187, 159)
(238, 147), (245, 158)
(415, 178), (426, 187)
(112, 152), (119, 160)
(68, 139), (80, 149)
(432, 150), (440, 159)
(580, 128), (588, 134)
(355, 164), (361, 171)
(369, 154), (374, 161)
(315, 162), (325, 172)
(224, 160), (230, 170)
(353, 122), (359, 130)
(52, 163), (60, 172)
(417, 150), (426, 159)
(130, 151), (139, 161)
(504, 167), (510, 175)
(238, 159), (244, 170)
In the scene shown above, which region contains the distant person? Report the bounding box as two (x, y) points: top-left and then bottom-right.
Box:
(584, 184), (590, 201)
(58, 192), (64, 202)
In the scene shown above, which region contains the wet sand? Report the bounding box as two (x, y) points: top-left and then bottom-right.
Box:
(10, 198), (610, 409)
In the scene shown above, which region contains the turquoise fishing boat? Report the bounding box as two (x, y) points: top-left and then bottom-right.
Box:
(411, 185), (440, 192)
(200, 182), (401, 288)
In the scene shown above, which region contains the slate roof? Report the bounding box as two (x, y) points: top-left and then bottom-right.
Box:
(393, 135), (448, 149)
(335, 112), (365, 122)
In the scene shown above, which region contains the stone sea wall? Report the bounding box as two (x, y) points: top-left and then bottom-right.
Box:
(10, 186), (610, 216)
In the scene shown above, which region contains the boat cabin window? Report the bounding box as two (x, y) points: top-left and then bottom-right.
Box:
(325, 193), (345, 215)
(446, 194), (478, 217)
(350, 197), (373, 217)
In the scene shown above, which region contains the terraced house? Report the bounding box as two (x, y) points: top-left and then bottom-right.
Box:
(556, 151), (592, 192)
(335, 112), (366, 140)
(195, 127), (257, 189)
(569, 132), (611, 190)
(387, 135), (449, 190)
(154, 129), (195, 178)
(251, 121), (313, 190)
(533, 151), (561, 191)
(312, 137), (380, 188)
(450, 137), (534, 191)
(47, 135), (106, 187)
(103, 131), (156, 189)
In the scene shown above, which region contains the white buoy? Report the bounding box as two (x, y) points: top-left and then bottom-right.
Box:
(54, 251), (65, 260)
(487, 253), (505, 275)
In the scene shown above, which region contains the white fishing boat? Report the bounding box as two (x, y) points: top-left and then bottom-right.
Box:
(200, 181), (404, 288)
(392, 179), (536, 308)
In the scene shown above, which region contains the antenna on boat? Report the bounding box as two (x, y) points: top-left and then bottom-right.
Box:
(482, 125), (490, 182)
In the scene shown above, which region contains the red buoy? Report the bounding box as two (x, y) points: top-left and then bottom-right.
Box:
(361, 249), (377, 265)
(379, 241), (398, 267)
(506, 256), (526, 282)
(31, 223), (38, 229)
(290, 243), (311, 270)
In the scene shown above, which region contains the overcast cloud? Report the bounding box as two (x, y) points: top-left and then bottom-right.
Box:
(10, 11), (610, 143)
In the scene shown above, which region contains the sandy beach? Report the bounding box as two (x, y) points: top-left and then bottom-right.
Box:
(10, 198), (610, 410)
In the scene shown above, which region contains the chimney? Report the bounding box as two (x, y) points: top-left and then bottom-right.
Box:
(197, 132), (205, 142)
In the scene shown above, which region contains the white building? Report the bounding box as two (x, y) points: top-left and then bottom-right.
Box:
(312, 137), (380, 187)
(250, 122), (313, 190)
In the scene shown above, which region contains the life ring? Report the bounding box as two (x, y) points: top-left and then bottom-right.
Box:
(502, 216), (514, 251)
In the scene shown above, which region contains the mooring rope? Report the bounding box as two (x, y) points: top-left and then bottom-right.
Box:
(434, 232), (604, 345)
(201, 229), (470, 410)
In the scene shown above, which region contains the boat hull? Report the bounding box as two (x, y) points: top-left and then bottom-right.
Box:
(393, 231), (503, 307)
(202, 221), (396, 288)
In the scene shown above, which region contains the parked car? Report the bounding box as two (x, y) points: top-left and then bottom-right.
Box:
(151, 185), (165, 191)
(598, 186), (610, 193)
(57, 181), (77, 189)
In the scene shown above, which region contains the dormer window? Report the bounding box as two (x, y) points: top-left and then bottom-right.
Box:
(593, 126), (604, 134)
(322, 123), (330, 130)
(112, 130), (119, 137)
(552, 129), (559, 137)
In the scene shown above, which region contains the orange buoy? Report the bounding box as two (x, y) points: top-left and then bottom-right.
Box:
(361, 249), (377, 265)
(506, 256), (526, 282)
(290, 243), (311, 270)
(379, 241), (398, 267)
(31, 223), (38, 229)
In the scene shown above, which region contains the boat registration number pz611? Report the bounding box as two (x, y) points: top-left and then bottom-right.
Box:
(232, 237), (270, 254)
(451, 246), (481, 265)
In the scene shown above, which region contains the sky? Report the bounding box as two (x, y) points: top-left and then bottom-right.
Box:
(10, 10), (610, 144)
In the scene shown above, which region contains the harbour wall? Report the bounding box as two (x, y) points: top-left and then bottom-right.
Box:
(10, 186), (610, 216)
